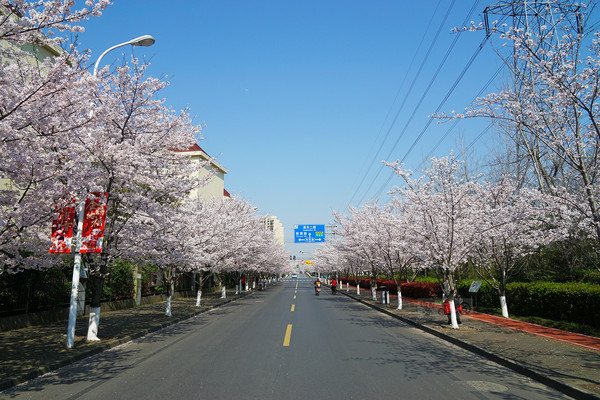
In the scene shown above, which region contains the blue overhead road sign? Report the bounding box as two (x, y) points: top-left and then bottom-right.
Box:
(294, 224), (325, 243)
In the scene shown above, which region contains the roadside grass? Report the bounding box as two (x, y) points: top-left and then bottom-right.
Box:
(475, 306), (600, 338)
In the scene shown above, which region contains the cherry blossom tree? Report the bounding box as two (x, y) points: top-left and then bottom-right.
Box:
(386, 154), (481, 328)
(1, 0), (110, 47)
(314, 239), (364, 294)
(332, 203), (415, 309)
(450, 5), (600, 249)
(126, 200), (204, 317)
(78, 60), (202, 339)
(1, 0), (110, 272)
(184, 197), (285, 293)
(178, 199), (228, 306)
(468, 178), (568, 318)
(381, 210), (417, 310)
(0, 0), (209, 341)
(313, 242), (343, 276)
(333, 207), (384, 301)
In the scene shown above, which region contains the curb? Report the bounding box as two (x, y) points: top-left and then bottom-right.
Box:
(0, 292), (251, 391)
(338, 289), (600, 400)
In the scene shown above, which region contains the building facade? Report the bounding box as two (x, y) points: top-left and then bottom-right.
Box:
(177, 143), (229, 200)
(264, 216), (284, 246)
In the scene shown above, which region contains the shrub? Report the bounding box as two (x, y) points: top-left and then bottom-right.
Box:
(458, 280), (600, 328)
(341, 277), (441, 298)
(456, 280), (497, 308)
(100, 260), (134, 301)
(507, 282), (600, 328)
(401, 282), (441, 298)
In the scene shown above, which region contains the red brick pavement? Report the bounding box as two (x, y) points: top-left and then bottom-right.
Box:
(345, 284), (600, 352)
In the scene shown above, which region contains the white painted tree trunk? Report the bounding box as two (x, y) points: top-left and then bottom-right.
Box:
(196, 290), (202, 307)
(165, 295), (172, 316)
(356, 283), (360, 295)
(449, 301), (459, 329)
(221, 286), (226, 298)
(500, 295), (509, 318)
(397, 291), (402, 310)
(371, 287), (377, 301)
(86, 307), (101, 341)
(346, 282), (349, 292)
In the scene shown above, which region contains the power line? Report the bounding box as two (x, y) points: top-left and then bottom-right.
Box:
(348, 0), (458, 207)
(373, 31), (492, 198)
(465, 123), (494, 152)
(421, 63), (504, 164)
(347, 0), (444, 206)
(357, 1), (483, 204)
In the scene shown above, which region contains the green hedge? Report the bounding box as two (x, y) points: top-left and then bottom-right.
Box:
(457, 280), (600, 328)
(508, 282), (600, 328)
(456, 280), (498, 307)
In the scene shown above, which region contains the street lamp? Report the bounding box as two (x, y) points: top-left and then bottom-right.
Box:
(93, 35), (155, 76)
(66, 35), (155, 349)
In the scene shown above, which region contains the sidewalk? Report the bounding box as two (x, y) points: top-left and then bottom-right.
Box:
(0, 289), (250, 391)
(337, 285), (600, 400)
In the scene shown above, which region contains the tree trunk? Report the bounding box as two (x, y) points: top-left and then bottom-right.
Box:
(86, 266), (106, 341)
(165, 296), (172, 317)
(88, 273), (104, 309)
(87, 307), (101, 341)
(165, 279), (174, 317)
(449, 300), (459, 329)
(196, 289), (202, 307)
(499, 295), (509, 318)
(397, 289), (403, 310)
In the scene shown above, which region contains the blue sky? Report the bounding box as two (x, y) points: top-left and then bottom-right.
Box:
(77, 1), (512, 259)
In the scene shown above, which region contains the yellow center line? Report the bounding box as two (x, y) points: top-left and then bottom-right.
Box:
(283, 324), (293, 346)
(291, 304), (295, 312)
(293, 295), (296, 299)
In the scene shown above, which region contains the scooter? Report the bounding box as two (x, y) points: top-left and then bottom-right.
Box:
(315, 285), (321, 296)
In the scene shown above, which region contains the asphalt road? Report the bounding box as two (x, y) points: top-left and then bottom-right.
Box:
(2, 278), (571, 399)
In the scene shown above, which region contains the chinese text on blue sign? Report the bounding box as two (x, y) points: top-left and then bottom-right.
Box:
(294, 225), (325, 243)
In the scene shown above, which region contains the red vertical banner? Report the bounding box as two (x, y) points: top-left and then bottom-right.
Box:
(80, 192), (108, 253)
(49, 200), (75, 253)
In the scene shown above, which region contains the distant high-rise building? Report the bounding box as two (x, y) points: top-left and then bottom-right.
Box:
(264, 216), (284, 246)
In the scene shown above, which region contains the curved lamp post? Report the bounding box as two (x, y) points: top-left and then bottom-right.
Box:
(93, 35), (155, 76)
(66, 35), (155, 349)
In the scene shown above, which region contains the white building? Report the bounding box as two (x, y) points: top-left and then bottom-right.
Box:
(176, 143), (230, 200)
(264, 216), (284, 246)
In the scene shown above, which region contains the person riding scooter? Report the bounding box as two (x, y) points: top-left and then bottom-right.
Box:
(314, 279), (321, 295)
(331, 278), (338, 294)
